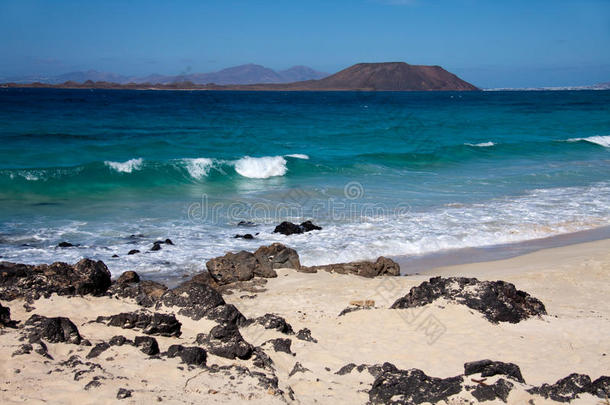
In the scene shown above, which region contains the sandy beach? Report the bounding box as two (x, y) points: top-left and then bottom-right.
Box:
(1, 238), (609, 404)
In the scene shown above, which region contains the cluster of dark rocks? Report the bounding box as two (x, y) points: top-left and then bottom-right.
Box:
(0, 256), (297, 399)
(273, 220), (322, 236)
(333, 359), (610, 404)
(3, 244), (608, 403)
(391, 276), (547, 323)
(205, 242), (400, 286)
(242, 313), (318, 343)
(302, 256), (400, 278)
(150, 238), (174, 251)
(95, 311), (182, 337)
(0, 258), (112, 301)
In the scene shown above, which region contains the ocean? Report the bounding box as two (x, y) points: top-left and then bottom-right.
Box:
(1, 88), (609, 280)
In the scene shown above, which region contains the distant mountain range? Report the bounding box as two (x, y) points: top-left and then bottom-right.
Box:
(1, 62), (479, 91)
(1, 64), (328, 85)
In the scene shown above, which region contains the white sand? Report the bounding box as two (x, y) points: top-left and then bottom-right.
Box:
(1, 239), (609, 404)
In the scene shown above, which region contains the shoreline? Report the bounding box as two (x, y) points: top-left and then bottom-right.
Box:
(1, 238), (609, 403)
(392, 224), (610, 275)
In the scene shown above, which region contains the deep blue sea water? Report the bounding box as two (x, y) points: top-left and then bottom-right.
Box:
(1, 88), (609, 279)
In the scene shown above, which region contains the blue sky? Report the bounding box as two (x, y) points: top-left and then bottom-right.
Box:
(1, 0), (609, 87)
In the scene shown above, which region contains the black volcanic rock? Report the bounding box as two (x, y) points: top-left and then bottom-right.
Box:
(109, 335), (132, 346)
(391, 276), (546, 323)
(264, 338), (292, 354)
(245, 313), (294, 334)
(369, 363), (463, 404)
(159, 276), (225, 320)
(25, 314), (82, 345)
(289, 362), (310, 377)
(204, 303), (247, 327)
(273, 221), (322, 235)
(86, 342), (110, 359)
(134, 336), (159, 355)
(205, 247), (281, 285)
(116, 271), (140, 284)
(252, 346), (275, 370)
(96, 312), (182, 337)
(589, 376), (610, 399)
(166, 344), (207, 366)
(116, 388), (132, 399)
(303, 256), (400, 278)
(471, 378), (514, 403)
(464, 359), (525, 383)
(296, 328), (317, 343)
(0, 302), (14, 327)
(0, 259), (111, 301)
(254, 243), (301, 270)
(108, 279), (167, 308)
(196, 324), (253, 360)
(234, 233), (254, 239)
(527, 373), (592, 402)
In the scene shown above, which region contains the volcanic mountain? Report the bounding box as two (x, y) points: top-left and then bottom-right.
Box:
(217, 62), (479, 91)
(312, 62), (478, 90)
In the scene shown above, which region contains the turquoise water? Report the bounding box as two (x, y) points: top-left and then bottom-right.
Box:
(1, 88), (609, 278)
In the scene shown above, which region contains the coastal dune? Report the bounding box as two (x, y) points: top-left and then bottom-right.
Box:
(1, 239), (609, 404)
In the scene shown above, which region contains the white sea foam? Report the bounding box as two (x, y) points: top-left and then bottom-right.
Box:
(23, 173), (40, 181)
(465, 141), (495, 147)
(285, 154), (310, 159)
(183, 158), (214, 179)
(104, 158), (143, 173)
(234, 156), (287, 178)
(567, 135), (610, 148)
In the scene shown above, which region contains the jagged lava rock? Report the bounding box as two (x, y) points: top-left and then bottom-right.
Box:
(206, 250), (276, 285)
(116, 271), (140, 284)
(134, 336), (160, 355)
(296, 328), (317, 343)
(166, 344), (207, 366)
(464, 359), (525, 383)
(254, 243), (301, 270)
(25, 314), (82, 344)
(302, 256), (399, 278)
(471, 378), (514, 403)
(369, 363), (463, 404)
(0, 258), (111, 300)
(0, 302), (12, 327)
(108, 279), (168, 308)
(245, 313), (294, 334)
(97, 311), (181, 337)
(273, 220), (321, 235)
(391, 276), (546, 323)
(527, 373), (592, 402)
(196, 324), (253, 360)
(159, 275), (225, 320)
(86, 342), (110, 359)
(265, 338), (293, 354)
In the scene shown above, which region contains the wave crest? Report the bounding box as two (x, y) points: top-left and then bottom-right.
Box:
(234, 156), (287, 178)
(183, 158), (214, 179)
(104, 158), (143, 173)
(465, 141), (495, 147)
(567, 135), (610, 148)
